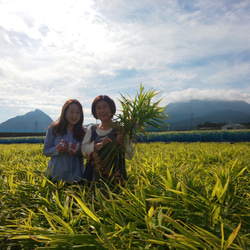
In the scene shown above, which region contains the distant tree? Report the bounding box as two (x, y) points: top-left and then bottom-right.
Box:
(204, 121), (212, 127)
(197, 121), (226, 130)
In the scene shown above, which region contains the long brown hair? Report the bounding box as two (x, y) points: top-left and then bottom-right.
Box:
(50, 99), (85, 141)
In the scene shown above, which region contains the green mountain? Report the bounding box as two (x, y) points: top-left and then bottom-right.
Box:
(0, 109), (53, 132)
(165, 100), (250, 130)
(1, 100), (250, 132)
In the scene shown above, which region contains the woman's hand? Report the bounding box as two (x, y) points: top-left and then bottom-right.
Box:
(68, 142), (80, 155)
(117, 133), (125, 147)
(56, 140), (68, 153)
(94, 136), (112, 150)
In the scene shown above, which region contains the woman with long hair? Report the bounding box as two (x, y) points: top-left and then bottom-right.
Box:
(43, 99), (85, 183)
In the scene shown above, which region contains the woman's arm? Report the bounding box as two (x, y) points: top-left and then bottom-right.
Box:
(43, 126), (59, 157)
(81, 126), (95, 154)
(117, 133), (134, 160)
(125, 136), (134, 160)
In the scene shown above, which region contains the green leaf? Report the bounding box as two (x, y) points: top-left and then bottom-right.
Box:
(224, 220), (241, 249)
(38, 208), (74, 234)
(72, 195), (101, 224)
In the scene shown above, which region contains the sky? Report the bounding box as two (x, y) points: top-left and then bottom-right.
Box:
(0, 0), (250, 125)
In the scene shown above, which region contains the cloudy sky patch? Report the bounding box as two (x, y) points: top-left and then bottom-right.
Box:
(0, 0), (249, 124)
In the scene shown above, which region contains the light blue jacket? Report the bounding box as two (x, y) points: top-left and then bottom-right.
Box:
(43, 126), (84, 183)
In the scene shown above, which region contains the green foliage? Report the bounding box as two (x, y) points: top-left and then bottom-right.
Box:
(0, 136), (45, 144)
(2, 130), (250, 145)
(0, 142), (249, 249)
(138, 129), (250, 143)
(114, 83), (168, 140)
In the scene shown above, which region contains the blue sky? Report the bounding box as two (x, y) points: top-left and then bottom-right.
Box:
(0, 0), (250, 124)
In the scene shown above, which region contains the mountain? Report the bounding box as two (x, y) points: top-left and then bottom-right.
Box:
(165, 100), (250, 130)
(0, 109), (53, 132)
(1, 100), (250, 132)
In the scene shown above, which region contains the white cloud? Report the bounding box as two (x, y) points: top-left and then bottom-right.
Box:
(0, 0), (250, 124)
(161, 88), (250, 106)
(202, 62), (250, 87)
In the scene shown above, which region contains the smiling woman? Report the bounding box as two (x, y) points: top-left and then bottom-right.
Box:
(81, 95), (135, 186)
(43, 99), (86, 184)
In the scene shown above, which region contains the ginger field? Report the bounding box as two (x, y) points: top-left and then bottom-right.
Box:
(0, 142), (249, 249)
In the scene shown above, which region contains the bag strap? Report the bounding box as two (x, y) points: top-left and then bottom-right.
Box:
(90, 124), (98, 142)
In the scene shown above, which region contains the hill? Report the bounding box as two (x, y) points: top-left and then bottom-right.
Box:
(165, 100), (250, 130)
(0, 109), (53, 132)
(1, 100), (250, 132)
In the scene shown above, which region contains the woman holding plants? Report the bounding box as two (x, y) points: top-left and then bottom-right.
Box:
(81, 95), (134, 186)
(43, 99), (85, 184)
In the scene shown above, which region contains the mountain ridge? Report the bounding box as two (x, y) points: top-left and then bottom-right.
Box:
(165, 100), (250, 130)
(0, 109), (53, 132)
(0, 100), (250, 132)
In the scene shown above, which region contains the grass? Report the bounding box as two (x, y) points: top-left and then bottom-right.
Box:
(1, 129), (250, 144)
(0, 136), (45, 144)
(0, 142), (249, 249)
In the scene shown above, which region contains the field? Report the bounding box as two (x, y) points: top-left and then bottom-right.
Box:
(0, 142), (249, 249)
(1, 129), (250, 144)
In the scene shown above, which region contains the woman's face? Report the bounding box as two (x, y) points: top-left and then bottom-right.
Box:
(95, 100), (112, 123)
(65, 103), (81, 127)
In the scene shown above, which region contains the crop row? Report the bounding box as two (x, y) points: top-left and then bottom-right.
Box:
(0, 142), (249, 249)
(1, 130), (250, 144)
(137, 129), (250, 143)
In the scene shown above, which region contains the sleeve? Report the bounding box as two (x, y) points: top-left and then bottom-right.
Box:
(43, 126), (59, 157)
(81, 125), (95, 155)
(125, 136), (135, 160)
